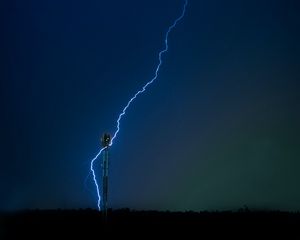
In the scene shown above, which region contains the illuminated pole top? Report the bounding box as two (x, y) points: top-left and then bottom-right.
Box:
(101, 133), (111, 147)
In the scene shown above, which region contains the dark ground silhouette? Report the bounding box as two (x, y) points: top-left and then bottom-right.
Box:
(1, 208), (300, 238)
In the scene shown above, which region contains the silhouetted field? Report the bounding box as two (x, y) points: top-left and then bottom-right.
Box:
(1, 208), (300, 238)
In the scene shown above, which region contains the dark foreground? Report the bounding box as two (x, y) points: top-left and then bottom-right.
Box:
(1, 209), (300, 238)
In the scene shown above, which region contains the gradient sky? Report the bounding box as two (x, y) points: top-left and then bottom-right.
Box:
(0, 0), (299, 211)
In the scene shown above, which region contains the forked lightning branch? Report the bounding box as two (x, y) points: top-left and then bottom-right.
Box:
(89, 0), (188, 211)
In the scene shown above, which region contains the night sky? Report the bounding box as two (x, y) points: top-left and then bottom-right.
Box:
(1, 0), (299, 211)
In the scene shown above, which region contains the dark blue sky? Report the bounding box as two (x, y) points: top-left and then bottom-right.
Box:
(1, 0), (299, 211)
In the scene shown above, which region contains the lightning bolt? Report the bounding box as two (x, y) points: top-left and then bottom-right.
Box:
(90, 0), (188, 211)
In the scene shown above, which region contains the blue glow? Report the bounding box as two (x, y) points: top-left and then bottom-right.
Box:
(90, 0), (188, 211)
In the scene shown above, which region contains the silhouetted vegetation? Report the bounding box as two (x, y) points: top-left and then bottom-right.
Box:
(1, 208), (300, 238)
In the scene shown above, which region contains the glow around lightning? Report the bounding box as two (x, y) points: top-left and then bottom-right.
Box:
(90, 0), (188, 211)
